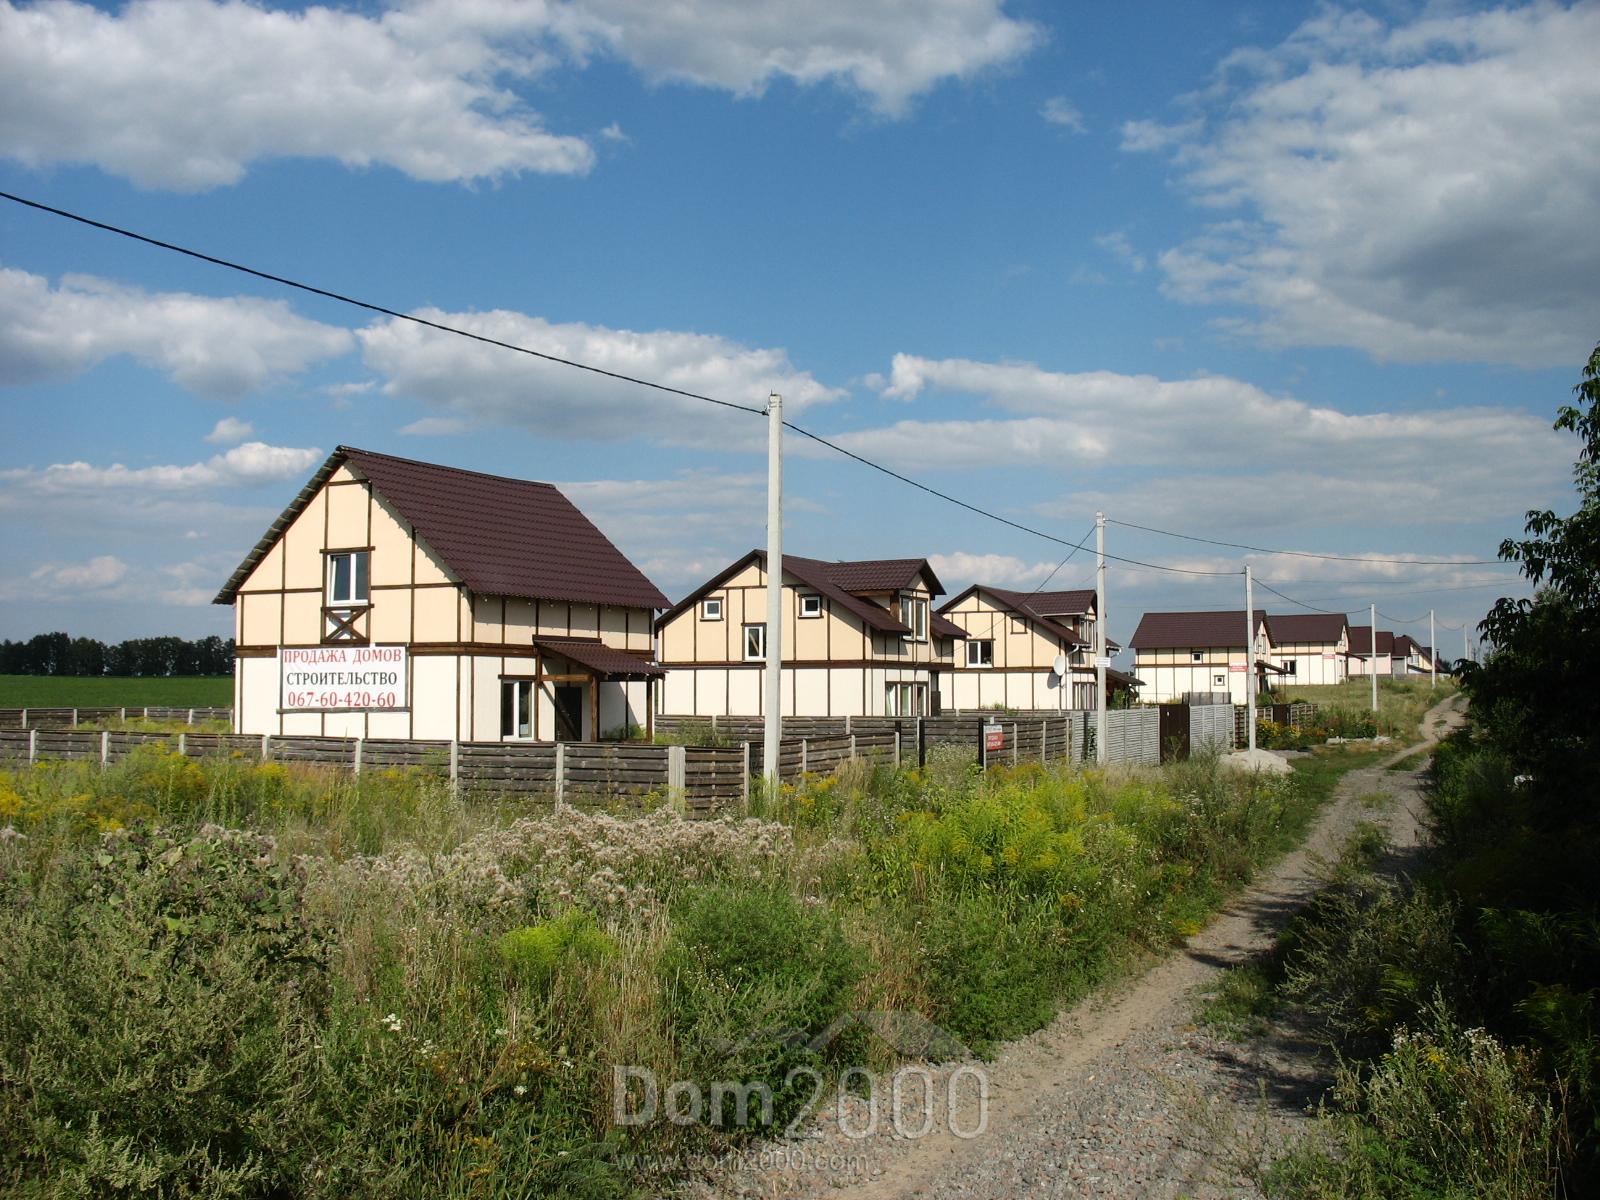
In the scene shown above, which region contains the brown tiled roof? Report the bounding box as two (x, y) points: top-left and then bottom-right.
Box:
(1266, 613), (1348, 644)
(929, 612), (969, 640)
(1348, 626), (1395, 656)
(215, 446), (668, 610)
(1128, 610), (1270, 651)
(1025, 589), (1096, 617)
(824, 558), (944, 595)
(532, 637), (663, 679)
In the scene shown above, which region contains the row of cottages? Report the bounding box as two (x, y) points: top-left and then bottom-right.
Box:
(216, 447), (1140, 741)
(655, 552), (960, 718)
(1347, 627), (1439, 677)
(215, 446), (668, 741)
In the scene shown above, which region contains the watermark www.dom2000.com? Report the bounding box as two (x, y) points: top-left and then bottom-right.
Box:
(610, 1010), (990, 1143)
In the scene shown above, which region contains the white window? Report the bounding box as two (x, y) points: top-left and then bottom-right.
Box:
(1191, 651), (1204, 663)
(899, 595), (928, 641)
(500, 679), (533, 739)
(702, 597), (722, 621)
(743, 623), (766, 661)
(799, 594), (822, 618)
(966, 639), (994, 667)
(326, 550), (370, 605)
(1214, 674), (1226, 687)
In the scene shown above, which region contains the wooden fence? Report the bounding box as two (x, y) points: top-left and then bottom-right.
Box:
(1234, 702), (1321, 744)
(0, 706), (232, 729)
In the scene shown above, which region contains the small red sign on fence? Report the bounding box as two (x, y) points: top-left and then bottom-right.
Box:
(984, 725), (1005, 752)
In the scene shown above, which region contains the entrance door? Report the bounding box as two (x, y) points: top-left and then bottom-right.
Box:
(553, 684), (585, 741)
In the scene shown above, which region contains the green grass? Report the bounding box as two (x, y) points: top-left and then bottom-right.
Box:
(0, 675), (232, 708)
(1279, 677), (1454, 741)
(1199, 960), (1280, 1040)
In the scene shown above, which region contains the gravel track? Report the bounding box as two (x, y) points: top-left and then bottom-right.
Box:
(693, 693), (1467, 1200)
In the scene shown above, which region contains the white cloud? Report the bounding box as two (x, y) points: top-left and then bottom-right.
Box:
(0, 267), (353, 398)
(359, 308), (843, 447)
(928, 551), (1058, 590)
(0, 0), (1038, 190)
(0, 0), (594, 189)
(6, 442), (322, 493)
(1094, 231), (1146, 272)
(1129, 4), (1600, 367)
(565, 0), (1041, 118)
(1040, 95), (1085, 132)
(845, 353), (1572, 546)
(398, 416), (472, 437)
(205, 416), (254, 444)
(32, 555), (128, 592)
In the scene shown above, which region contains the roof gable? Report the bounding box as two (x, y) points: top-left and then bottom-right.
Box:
(215, 446), (668, 610)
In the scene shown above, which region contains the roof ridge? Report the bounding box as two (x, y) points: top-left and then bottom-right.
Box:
(339, 444), (559, 491)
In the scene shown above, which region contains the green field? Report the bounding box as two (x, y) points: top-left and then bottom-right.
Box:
(0, 675), (233, 708)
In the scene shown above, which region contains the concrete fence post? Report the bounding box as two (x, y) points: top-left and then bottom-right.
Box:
(18, 709), (26, 730)
(187, 708), (195, 726)
(800, 737), (809, 776)
(28, 729), (37, 764)
(448, 739), (459, 793)
(845, 714), (853, 734)
(100, 729), (109, 769)
(72, 708), (79, 728)
(1011, 722), (1019, 767)
(849, 732), (857, 762)
(893, 728), (901, 768)
(353, 737), (363, 777)
(554, 742), (567, 807)
(261, 734), (271, 762)
(119, 707), (126, 722)
(667, 744), (686, 793)
(1041, 719), (1049, 763)
(178, 732), (187, 758)
(144, 707), (150, 720)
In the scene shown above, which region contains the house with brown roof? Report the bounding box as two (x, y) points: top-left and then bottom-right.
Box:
(936, 586), (1133, 709)
(1265, 613), (1350, 686)
(1128, 609), (1284, 704)
(1391, 635), (1436, 676)
(655, 552), (961, 717)
(1346, 626), (1400, 677)
(215, 446), (667, 742)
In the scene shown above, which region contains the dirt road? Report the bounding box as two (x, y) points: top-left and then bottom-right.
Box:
(698, 693), (1467, 1200)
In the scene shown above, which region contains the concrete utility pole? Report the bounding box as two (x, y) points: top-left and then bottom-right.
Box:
(1430, 610), (1436, 690)
(763, 393), (783, 788)
(1245, 565), (1257, 753)
(1095, 511), (1107, 764)
(1370, 602), (1379, 713)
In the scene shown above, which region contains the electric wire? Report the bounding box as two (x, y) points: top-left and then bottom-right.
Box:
(1105, 516), (1506, 567)
(0, 188), (1514, 599)
(3, 188), (1242, 580)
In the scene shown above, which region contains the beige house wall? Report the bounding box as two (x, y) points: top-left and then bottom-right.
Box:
(230, 465), (657, 741)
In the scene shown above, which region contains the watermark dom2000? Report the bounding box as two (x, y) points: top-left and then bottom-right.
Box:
(610, 1010), (989, 1141)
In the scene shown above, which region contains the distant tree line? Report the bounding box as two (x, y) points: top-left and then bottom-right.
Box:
(0, 633), (235, 677)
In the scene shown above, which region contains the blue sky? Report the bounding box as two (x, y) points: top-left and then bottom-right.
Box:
(3, 0), (1597, 656)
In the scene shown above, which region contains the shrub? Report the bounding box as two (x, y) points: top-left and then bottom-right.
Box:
(661, 884), (862, 1131)
(1269, 1003), (1564, 1200)
(0, 825), (327, 1197)
(497, 909), (616, 988)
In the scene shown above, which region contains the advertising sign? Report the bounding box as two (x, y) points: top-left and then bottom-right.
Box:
(1228, 663), (1247, 673)
(984, 724), (1005, 752)
(280, 645), (408, 711)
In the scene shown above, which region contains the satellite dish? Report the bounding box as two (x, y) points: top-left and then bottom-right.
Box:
(1052, 654), (1069, 676)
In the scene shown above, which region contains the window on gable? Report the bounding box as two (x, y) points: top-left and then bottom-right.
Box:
(1191, 651), (1204, 663)
(966, 639), (994, 667)
(898, 594), (928, 641)
(799, 594), (822, 618)
(327, 550), (369, 606)
(702, 597), (723, 621)
(743, 623), (766, 661)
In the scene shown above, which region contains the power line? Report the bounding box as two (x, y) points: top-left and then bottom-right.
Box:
(1105, 516), (1506, 567)
(4, 188), (1244, 581)
(0, 189), (766, 418)
(1253, 579), (1356, 616)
